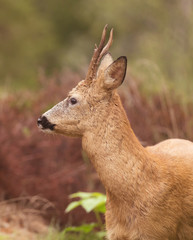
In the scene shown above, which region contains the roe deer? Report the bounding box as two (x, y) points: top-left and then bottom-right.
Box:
(37, 25), (193, 240)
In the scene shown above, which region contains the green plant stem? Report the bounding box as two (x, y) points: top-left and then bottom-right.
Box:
(94, 210), (104, 231)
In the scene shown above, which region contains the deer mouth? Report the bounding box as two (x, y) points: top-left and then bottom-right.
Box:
(37, 116), (56, 131)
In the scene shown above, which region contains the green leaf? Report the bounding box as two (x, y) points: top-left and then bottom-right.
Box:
(65, 200), (81, 213)
(66, 192), (106, 214)
(64, 223), (97, 234)
(88, 192), (106, 198)
(70, 192), (106, 199)
(81, 197), (106, 213)
(70, 192), (94, 199)
(96, 231), (107, 238)
(95, 203), (106, 213)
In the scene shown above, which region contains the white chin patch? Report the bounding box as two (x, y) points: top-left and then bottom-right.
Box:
(38, 125), (54, 134)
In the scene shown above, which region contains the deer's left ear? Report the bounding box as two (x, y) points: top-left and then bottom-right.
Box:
(103, 56), (127, 90)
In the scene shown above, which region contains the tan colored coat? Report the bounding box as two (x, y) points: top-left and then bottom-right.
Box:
(38, 33), (193, 239)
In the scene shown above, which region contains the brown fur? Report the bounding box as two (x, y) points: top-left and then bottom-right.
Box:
(38, 33), (193, 239)
(82, 92), (193, 240)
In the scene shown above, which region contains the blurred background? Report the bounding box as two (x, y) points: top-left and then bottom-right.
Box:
(0, 0), (193, 239)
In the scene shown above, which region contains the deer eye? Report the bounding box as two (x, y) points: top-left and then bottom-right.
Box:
(70, 97), (78, 105)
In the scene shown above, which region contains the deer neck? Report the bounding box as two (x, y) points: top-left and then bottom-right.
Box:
(82, 93), (159, 201)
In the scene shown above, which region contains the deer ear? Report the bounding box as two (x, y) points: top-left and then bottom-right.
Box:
(103, 56), (127, 90)
(97, 53), (114, 77)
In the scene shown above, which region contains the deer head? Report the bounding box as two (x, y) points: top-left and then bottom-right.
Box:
(37, 25), (127, 137)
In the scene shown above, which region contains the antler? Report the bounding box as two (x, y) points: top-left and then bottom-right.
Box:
(85, 24), (113, 82)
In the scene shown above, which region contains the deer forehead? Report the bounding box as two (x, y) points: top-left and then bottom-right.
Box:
(69, 78), (102, 99)
(69, 80), (89, 96)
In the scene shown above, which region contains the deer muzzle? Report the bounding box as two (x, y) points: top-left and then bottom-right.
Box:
(37, 116), (56, 131)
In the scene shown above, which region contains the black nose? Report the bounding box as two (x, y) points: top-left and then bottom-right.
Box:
(37, 117), (42, 125)
(37, 116), (56, 130)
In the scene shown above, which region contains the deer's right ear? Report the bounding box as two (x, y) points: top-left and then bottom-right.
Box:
(103, 56), (127, 91)
(97, 53), (114, 77)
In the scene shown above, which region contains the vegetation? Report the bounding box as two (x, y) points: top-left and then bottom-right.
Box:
(38, 230), (103, 240)
(0, 73), (193, 239)
(0, 0), (193, 101)
(0, 1), (193, 239)
(37, 191), (106, 240)
(65, 192), (106, 236)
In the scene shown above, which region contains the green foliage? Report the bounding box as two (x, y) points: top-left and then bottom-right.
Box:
(38, 192), (106, 240)
(64, 192), (106, 239)
(38, 229), (103, 240)
(0, 0), (57, 89)
(0, 0), (193, 102)
(64, 223), (97, 234)
(66, 192), (106, 214)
